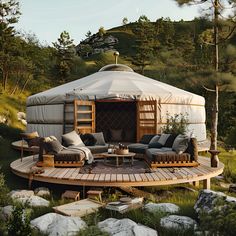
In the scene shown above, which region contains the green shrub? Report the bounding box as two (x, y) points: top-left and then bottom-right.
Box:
(162, 113), (189, 135)
(76, 226), (109, 236)
(7, 203), (32, 236)
(0, 172), (11, 206)
(198, 199), (236, 236)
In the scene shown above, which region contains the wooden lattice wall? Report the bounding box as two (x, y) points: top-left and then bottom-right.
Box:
(96, 102), (136, 142)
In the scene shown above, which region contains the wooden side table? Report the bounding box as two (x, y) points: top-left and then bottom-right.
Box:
(87, 190), (103, 202)
(61, 190), (80, 201)
(43, 154), (54, 167)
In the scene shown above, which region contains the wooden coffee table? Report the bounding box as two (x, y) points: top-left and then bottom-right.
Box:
(102, 152), (136, 167)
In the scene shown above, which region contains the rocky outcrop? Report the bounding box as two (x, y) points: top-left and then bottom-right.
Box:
(34, 187), (51, 198)
(31, 213), (87, 236)
(194, 189), (236, 214)
(98, 218), (158, 236)
(9, 189), (50, 207)
(144, 203), (180, 214)
(160, 215), (197, 230)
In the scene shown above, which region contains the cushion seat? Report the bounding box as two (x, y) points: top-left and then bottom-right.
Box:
(128, 143), (148, 154)
(54, 149), (85, 162)
(85, 144), (109, 154)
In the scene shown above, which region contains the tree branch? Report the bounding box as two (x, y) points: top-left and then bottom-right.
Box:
(202, 85), (216, 92)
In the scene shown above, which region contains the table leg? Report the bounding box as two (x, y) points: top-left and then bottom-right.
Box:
(116, 156), (119, 167)
(131, 156), (133, 166)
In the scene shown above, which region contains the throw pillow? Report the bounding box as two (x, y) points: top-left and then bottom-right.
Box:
(139, 134), (156, 144)
(148, 142), (163, 148)
(149, 135), (160, 144)
(110, 129), (122, 141)
(165, 134), (178, 148)
(172, 135), (189, 154)
(62, 130), (85, 147)
(91, 132), (106, 145)
(158, 134), (171, 146)
(80, 133), (97, 146)
(44, 139), (64, 154)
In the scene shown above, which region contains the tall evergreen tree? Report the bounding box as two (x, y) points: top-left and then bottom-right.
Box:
(132, 15), (157, 74)
(0, 0), (21, 91)
(53, 31), (76, 83)
(175, 0), (236, 150)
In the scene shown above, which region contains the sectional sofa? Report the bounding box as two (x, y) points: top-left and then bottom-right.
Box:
(128, 134), (198, 167)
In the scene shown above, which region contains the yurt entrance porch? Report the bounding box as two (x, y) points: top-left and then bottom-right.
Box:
(64, 99), (158, 142)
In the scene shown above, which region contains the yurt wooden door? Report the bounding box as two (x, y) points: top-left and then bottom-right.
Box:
(74, 100), (95, 134)
(136, 100), (158, 141)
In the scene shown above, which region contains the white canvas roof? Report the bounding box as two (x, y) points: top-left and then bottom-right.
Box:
(27, 64), (205, 106)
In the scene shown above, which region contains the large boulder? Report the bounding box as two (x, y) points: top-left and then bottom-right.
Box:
(34, 187), (51, 198)
(9, 190), (34, 199)
(160, 215), (197, 230)
(31, 213), (87, 236)
(9, 189), (50, 207)
(98, 218), (158, 236)
(0, 205), (13, 221)
(16, 195), (50, 207)
(194, 189), (236, 214)
(144, 203), (180, 214)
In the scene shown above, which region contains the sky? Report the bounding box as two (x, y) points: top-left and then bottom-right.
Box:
(16, 0), (201, 46)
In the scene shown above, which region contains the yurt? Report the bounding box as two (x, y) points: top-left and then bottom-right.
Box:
(26, 64), (206, 142)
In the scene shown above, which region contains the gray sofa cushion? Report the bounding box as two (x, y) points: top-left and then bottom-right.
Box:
(62, 131), (85, 147)
(139, 134), (156, 144)
(172, 135), (189, 154)
(128, 143), (148, 154)
(146, 148), (191, 163)
(86, 144), (108, 154)
(158, 134), (171, 145)
(91, 132), (106, 145)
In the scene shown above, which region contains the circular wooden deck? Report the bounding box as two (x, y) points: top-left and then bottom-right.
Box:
(10, 155), (224, 188)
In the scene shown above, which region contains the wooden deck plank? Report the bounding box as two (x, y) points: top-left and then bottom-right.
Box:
(162, 168), (178, 180)
(51, 169), (66, 178)
(104, 174), (111, 182)
(39, 168), (57, 177)
(134, 174), (142, 182)
(57, 168), (71, 179)
(98, 174), (105, 182)
(123, 174), (130, 182)
(111, 174), (116, 182)
(86, 174), (95, 181)
(140, 173), (148, 181)
(93, 174), (100, 181)
(74, 173), (84, 180)
(81, 174), (89, 181)
(116, 174), (123, 182)
(158, 169), (172, 180)
(145, 173), (155, 181)
(154, 171), (166, 181)
(129, 174), (136, 182)
(150, 172), (161, 181)
(62, 168), (78, 179)
(68, 170), (80, 180)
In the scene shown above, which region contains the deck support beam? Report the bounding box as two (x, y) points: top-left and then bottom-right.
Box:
(203, 178), (211, 189)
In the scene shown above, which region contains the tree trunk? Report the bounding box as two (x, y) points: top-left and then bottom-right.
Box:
(210, 0), (219, 150)
(210, 84), (218, 150)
